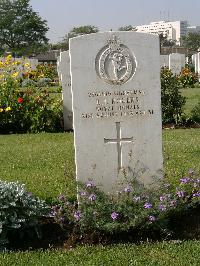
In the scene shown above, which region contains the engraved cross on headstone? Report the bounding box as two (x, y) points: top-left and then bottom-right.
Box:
(104, 122), (133, 170)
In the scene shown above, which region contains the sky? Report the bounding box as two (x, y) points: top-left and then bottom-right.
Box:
(30, 0), (200, 43)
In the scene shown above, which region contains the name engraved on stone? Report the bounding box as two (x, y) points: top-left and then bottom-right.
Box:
(104, 122), (134, 170)
(95, 34), (137, 85)
(82, 89), (154, 119)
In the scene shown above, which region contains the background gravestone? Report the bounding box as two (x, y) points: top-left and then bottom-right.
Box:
(169, 53), (185, 75)
(160, 55), (169, 68)
(70, 32), (163, 192)
(57, 51), (73, 130)
(192, 52), (200, 81)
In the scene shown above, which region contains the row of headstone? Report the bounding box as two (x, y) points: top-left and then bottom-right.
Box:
(59, 31), (163, 193)
(57, 51), (73, 130)
(192, 52), (200, 81)
(160, 53), (186, 75)
(58, 52), (187, 132)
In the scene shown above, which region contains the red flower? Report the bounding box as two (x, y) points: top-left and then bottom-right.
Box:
(18, 97), (23, 103)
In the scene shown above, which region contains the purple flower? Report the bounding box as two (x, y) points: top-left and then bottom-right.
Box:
(148, 215), (156, 222)
(74, 211), (81, 221)
(133, 196), (141, 202)
(177, 190), (185, 198)
(86, 181), (94, 188)
(79, 191), (87, 196)
(180, 177), (190, 184)
(193, 191), (200, 197)
(111, 212), (119, 221)
(89, 194), (96, 201)
(59, 217), (65, 223)
(124, 186), (132, 193)
(159, 204), (167, 211)
(144, 202), (152, 209)
(159, 195), (166, 202)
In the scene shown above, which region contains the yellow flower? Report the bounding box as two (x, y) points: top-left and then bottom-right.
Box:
(5, 107), (11, 112)
(12, 72), (19, 78)
(12, 61), (20, 66)
(0, 108), (3, 112)
(24, 63), (30, 67)
(38, 74), (44, 78)
(5, 55), (12, 61)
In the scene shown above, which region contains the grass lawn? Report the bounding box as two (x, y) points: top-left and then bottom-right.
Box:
(0, 129), (200, 199)
(1, 241), (200, 265)
(180, 87), (200, 115)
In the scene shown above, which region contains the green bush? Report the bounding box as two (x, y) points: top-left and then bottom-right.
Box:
(191, 101), (200, 123)
(0, 180), (49, 248)
(161, 67), (186, 124)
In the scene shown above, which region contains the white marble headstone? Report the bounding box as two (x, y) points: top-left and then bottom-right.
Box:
(70, 32), (163, 193)
(169, 53), (185, 75)
(160, 55), (169, 68)
(192, 52), (200, 81)
(57, 51), (73, 130)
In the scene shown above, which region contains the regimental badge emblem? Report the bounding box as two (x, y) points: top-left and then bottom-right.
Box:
(95, 34), (137, 85)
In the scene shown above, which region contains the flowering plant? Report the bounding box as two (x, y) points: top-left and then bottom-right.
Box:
(22, 63), (58, 86)
(0, 56), (62, 133)
(178, 67), (198, 88)
(51, 170), (199, 238)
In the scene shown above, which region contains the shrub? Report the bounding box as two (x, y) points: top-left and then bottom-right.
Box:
(178, 67), (199, 88)
(0, 56), (63, 133)
(22, 63), (58, 86)
(161, 67), (186, 124)
(191, 101), (200, 123)
(51, 171), (200, 239)
(0, 180), (49, 248)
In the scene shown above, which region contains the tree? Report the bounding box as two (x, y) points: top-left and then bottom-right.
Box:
(118, 25), (134, 31)
(161, 68), (186, 124)
(59, 25), (99, 51)
(182, 33), (200, 53)
(159, 33), (176, 47)
(0, 0), (49, 56)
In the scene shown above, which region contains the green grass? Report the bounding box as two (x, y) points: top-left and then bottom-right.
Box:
(0, 133), (76, 200)
(0, 129), (199, 199)
(163, 128), (200, 185)
(0, 241), (200, 265)
(181, 87), (200, 115)
(0, 129), (199, 264)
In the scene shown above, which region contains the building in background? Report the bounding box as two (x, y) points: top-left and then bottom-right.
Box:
(187, 26), (200, 34)
(134, 20), (188, 45)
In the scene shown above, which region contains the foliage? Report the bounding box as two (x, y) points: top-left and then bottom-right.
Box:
(178, 67), (199, 88)
(161, 67), (186, 123)
(0, 179), (49, 247)
(159, 33), (176, 47)
(191, 101), (200, 123)
(182, 33), (200, 53)
(118, 25), (134, 31)
(60, 25), (99, 51)
(52, 171), (199, 238)
(0, 0), (49, 56)
(0, 55), (63, 133)
(22, 63), (59, 86)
